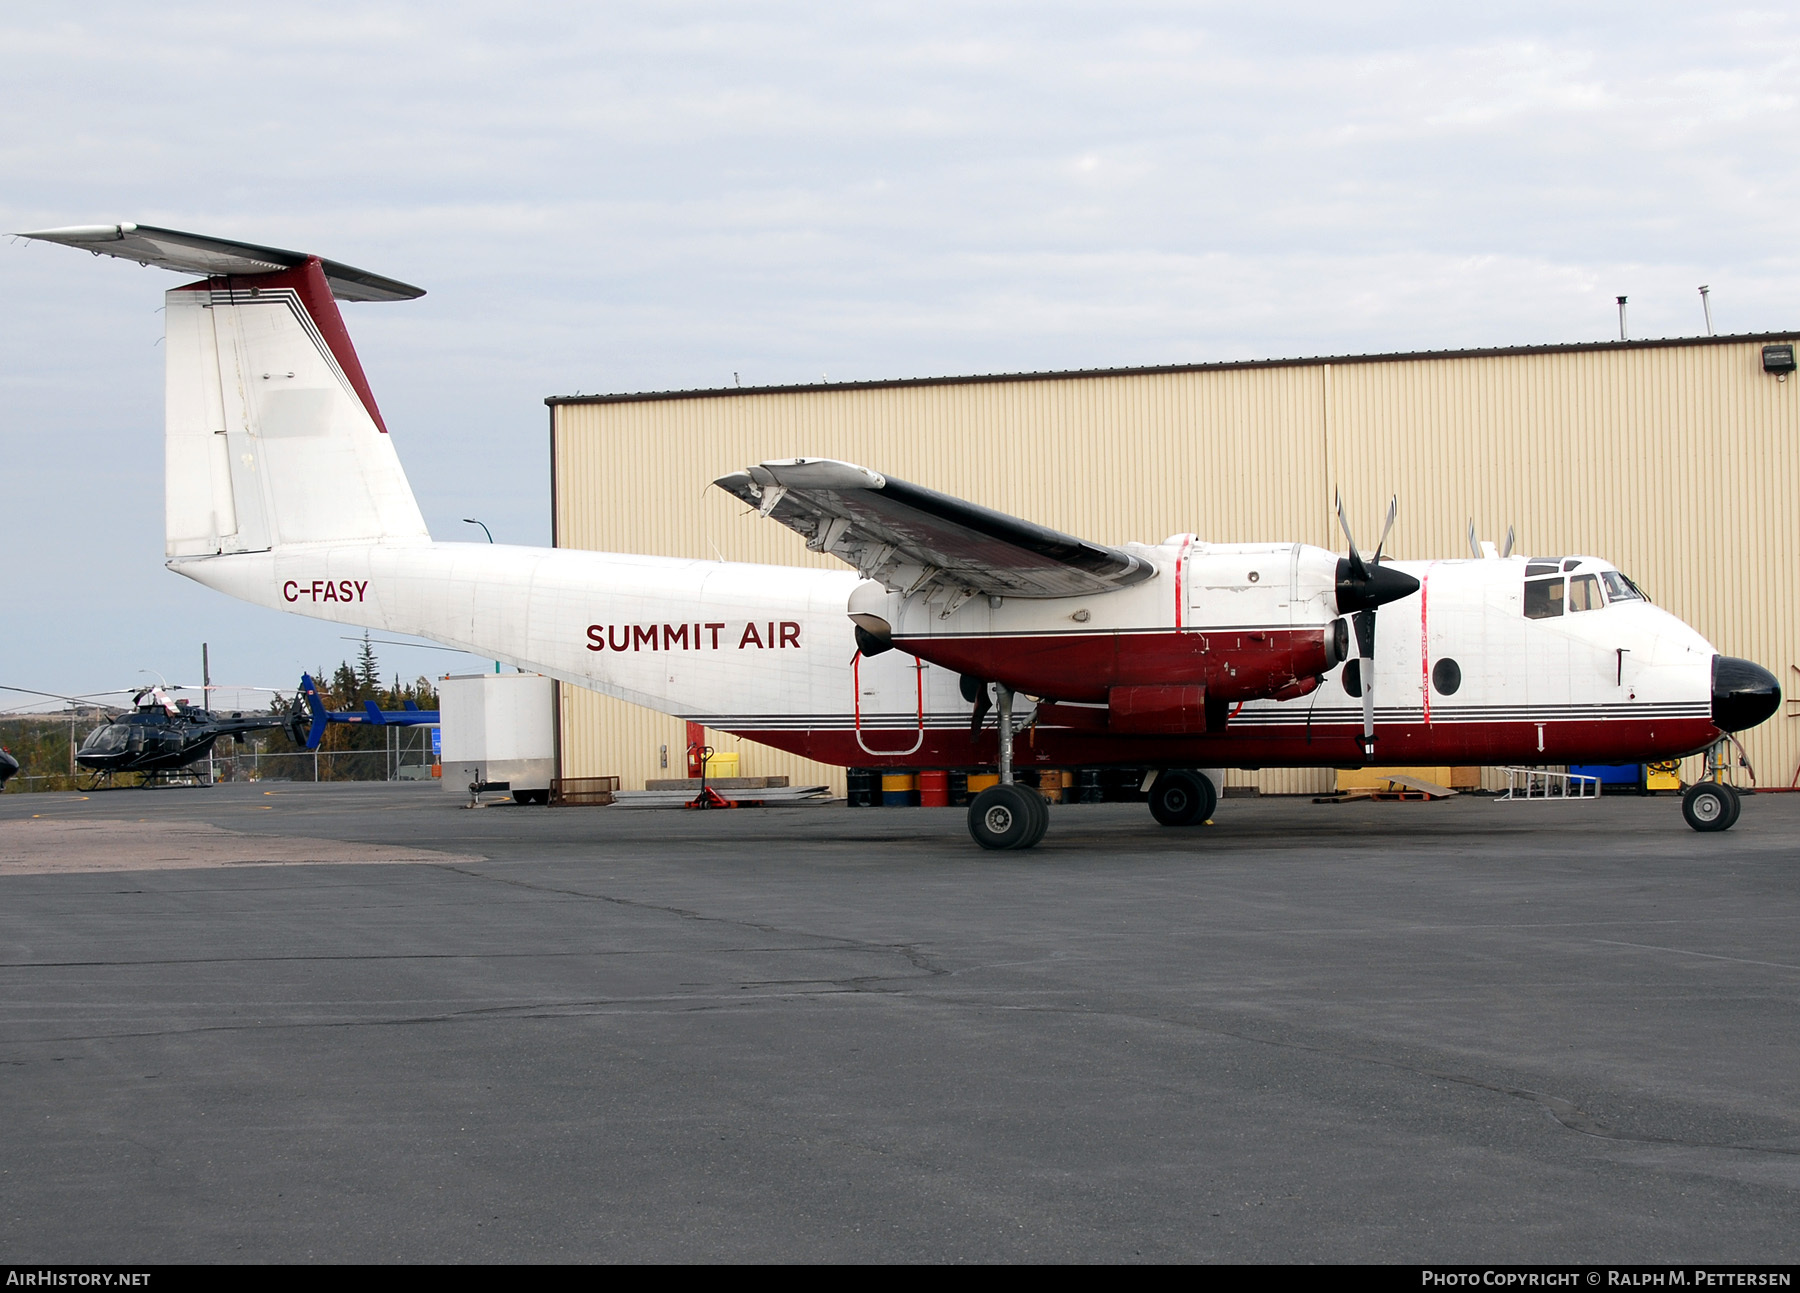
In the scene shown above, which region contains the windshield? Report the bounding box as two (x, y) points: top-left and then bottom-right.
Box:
(79, 724), (130, 754)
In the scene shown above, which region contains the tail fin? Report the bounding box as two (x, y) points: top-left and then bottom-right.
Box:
(19, 224), (430, 556)
(299, 673), (330, 749)
(163, 257), (429, 554)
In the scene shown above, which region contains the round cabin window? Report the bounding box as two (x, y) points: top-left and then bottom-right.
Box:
(1432, 658), (1462, 696)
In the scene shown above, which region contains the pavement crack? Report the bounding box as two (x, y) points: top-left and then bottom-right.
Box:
(433, 862), (953, 979)
(940, 998), (1800, 1159)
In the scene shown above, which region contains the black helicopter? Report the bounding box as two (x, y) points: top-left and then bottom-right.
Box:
(2, 684), (306, 788)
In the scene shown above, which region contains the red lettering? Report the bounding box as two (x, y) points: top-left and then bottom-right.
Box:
(779, 621), (800, 648)
(663, 623), (689, 650)
(355, 580), (368, 600)
(587, 625), (605, 652)
(340, 580), (354, 601)
(633, 624), (659, 651)
(608, 625), (631, 652)
(738, 622), (763, 649)
(283, 581), (298, 602)
(323, 582), (340, 602)
(706, 623), (725, 649)
(310, 580), (323, 600)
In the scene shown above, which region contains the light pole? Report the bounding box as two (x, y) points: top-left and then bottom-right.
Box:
(463, 518), (501, 673)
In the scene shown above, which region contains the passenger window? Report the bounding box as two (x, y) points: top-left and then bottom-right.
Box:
(1524, 577), (1565, 619)
(1568, 573), (1601, 612)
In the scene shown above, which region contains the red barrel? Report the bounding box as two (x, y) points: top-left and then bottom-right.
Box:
(918, 769), (950, 807)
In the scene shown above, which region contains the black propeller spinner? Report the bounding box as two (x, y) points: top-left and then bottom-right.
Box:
(1334, 495), (1422, 759)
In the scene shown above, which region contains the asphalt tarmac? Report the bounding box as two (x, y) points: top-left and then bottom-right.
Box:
(1, 781), (1796, 1263)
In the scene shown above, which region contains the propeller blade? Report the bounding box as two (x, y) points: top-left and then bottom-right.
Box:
(1372, 495), (1398, 564)
(1334, 492), (1367, 580)
(1502, 524), (1516, 559)
(1467, 519), (1481, 560)
(1353, 608), (1378, 754)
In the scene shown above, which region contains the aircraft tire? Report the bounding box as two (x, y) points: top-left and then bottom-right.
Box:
(1148, 769), (1216, 827)
(968, 784), (1042, 850)
(1682, 782), (1736, 832)
(1020, 785), (1050, 848)
(1722, 782), (1743, 829)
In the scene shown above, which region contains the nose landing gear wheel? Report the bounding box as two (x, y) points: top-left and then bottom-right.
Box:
(968, 783), (1049, 850)
(1148, 769), (1217, 827)
(1682, 781), (1739, 832)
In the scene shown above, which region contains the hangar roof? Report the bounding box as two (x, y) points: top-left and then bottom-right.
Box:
(545, 330), (1799, 407)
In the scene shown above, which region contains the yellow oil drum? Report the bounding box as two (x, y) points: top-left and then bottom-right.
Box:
(880, 772), (919, 806)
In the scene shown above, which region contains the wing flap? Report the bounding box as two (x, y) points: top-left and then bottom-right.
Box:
(715, 458), (1154, 601)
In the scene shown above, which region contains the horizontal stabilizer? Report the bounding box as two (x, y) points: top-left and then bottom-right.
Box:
(17, 223), (424, 302)
(714, 458), (1154, 601)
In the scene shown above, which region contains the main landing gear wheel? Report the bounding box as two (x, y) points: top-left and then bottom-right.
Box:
(968, 783), (1048, 851)
(1149, 769), (1217, 827)
(1682, 782), (1740, 832)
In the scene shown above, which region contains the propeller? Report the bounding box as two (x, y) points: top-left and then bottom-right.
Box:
(1466, 520), (1517, 560)
(1334, 493), (1421, 759)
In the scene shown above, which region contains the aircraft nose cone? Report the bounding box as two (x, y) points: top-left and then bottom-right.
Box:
(1712, 656), (1781, 732)
(1335, 558), (1422, 614)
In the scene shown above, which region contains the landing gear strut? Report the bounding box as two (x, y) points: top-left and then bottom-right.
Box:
(966, 683), (1049, 851)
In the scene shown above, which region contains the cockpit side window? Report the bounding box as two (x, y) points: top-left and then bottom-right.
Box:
(1568, 573), (1601, 612)
(1600, 570), (1646, 603)
(1524, 576), (1565, 619)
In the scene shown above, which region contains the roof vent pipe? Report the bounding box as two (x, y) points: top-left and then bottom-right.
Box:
(1699, 285), (1714, 336)
(1617, 296), (1629, 341)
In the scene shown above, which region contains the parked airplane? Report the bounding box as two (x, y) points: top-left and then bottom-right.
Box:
(294, 672), (438, 750)
(21, 223), (1781, 844)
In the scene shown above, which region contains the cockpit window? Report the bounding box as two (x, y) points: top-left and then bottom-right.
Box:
(1600, 570), (1647, 603)
(1526, 562), (1560, 578)
(1562, 558), (1582, 572)
(80, 725), (129, 753)
(1524, 577), (1565, 619)
(1568, 573), (1601, 612)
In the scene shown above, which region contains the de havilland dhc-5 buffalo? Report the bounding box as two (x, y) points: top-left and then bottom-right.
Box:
(20, 223), (1781, 846)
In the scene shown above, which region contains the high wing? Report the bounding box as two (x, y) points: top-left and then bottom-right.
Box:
(714, 458), (1155, 609)
(16, 223), (424, 303)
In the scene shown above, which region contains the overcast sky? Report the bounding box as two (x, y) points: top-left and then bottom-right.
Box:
(4, 1), (1798, 709)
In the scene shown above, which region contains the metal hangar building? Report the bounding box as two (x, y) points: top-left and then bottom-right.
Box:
(547, 332), (1799, 797)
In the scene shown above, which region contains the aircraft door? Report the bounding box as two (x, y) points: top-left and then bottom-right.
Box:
(1425, 563), (1524, 716)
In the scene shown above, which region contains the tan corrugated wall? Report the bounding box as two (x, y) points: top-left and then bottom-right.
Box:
(554, 338), (1799, 797)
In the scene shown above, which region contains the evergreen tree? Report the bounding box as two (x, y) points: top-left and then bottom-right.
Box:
(356, 632), (381, 700)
